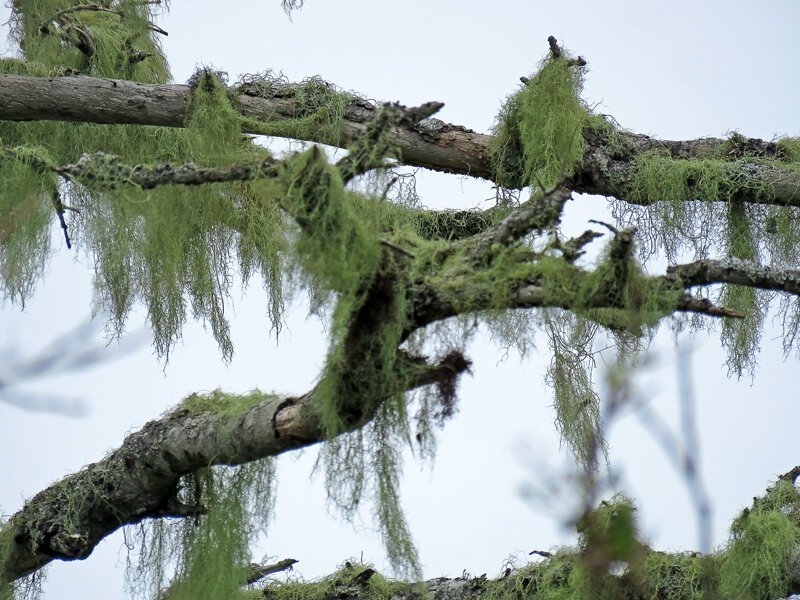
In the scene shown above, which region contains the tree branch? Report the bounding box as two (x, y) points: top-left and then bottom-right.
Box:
(667, 257), (800, 295)
(0, 352), (470, 582)
(3, 74), (798, 208)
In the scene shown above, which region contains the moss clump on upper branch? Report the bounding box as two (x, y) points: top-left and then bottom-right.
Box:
(490, 54), (590, 190)
(236, 72), (351, 147)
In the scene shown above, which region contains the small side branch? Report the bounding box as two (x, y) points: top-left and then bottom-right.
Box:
(50, 189), (72, 249)
(57, 152), (281, 189)
(336, 101), (444, 183)
(247, 558), (298, 585)
(667, 258), (800, 296)
(470, 185), (572, 255)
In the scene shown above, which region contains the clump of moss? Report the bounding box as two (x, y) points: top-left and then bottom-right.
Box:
(185, 70), (257, 165)
(237, 73), (350, 147)
(177, 389), (277, 417)
(719, 479), (800, 600)
(641, 551), (714, 600)
(280, 146), (380, 297)
(10, 0), (170, 82)
(491, 55), (590, 189)
(578, 496), (642, 566)
(481, 551), (588, 600)
(257, 561), (411, 600)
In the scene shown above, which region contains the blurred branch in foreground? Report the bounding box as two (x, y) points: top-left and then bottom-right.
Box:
(0, 318), (149, 416)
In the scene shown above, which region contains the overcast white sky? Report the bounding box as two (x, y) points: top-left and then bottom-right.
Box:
(2, 1), (800, 598)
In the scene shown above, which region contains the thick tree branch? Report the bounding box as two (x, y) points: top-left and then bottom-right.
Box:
(0, 352), (470, 582)
(3, 74), (799, 208)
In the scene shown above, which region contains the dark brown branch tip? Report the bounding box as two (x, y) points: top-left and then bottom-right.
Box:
(547, 35), (561, 58)
(779, 465), (800, 484)
(50, 190), (72, 250)
(353, 567), (377, 585)
(401, 101), (445, 125)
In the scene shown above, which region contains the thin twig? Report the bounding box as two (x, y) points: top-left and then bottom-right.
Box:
(50, 190), (72, 249)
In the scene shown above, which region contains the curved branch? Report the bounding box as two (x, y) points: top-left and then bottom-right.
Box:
(0, 352), (470, 582)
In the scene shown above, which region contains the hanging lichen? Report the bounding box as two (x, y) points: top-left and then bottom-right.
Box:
(0, 146), (58, 303)
(237, 72), (350, 147)
(544, 313), (606, 470)
(126, 460), (277, 600)
(9, 0), (170, 83)
(490, 55), (590, 190)
(720, 201), (765, 378)
(719, 479), (800, 600)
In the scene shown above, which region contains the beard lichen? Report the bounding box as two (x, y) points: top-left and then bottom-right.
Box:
(490, 54), (590, 190)
(0, 146), (58, 303)
(127, 460), (277, 600)
(9, 0), (170, 83)
(719, 479), (800, 600)
(544, 313), (606, 471)
(236, 72), (351, 148)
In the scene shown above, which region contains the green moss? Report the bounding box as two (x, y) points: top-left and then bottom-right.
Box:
(177, 389), (277, 417)
(482, 552), (588, 600)
(281, 146), (380, 297)
(10, 0), (170, 82)
(258, 562), (412, 600)
(641, 552), (710, 600)
(630, 153), (733, 204)
(578, 496), (641, 564)
(491, 56), (590, 189)
(777, 137), (800, 162)
(719, 480), (800, 600)
(186, 71), (258, 165)
(237, 74), (350, 147)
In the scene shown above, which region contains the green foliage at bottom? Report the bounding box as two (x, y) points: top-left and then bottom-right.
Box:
(254, 562), (411, 600)
(719, 480), (800, 600)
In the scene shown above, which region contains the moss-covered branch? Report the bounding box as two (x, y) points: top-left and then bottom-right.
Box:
(3, 73), (800, 209)
(0, 352), (470, 583)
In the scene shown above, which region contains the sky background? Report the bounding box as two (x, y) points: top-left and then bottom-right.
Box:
(2, 1), (800, 597)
